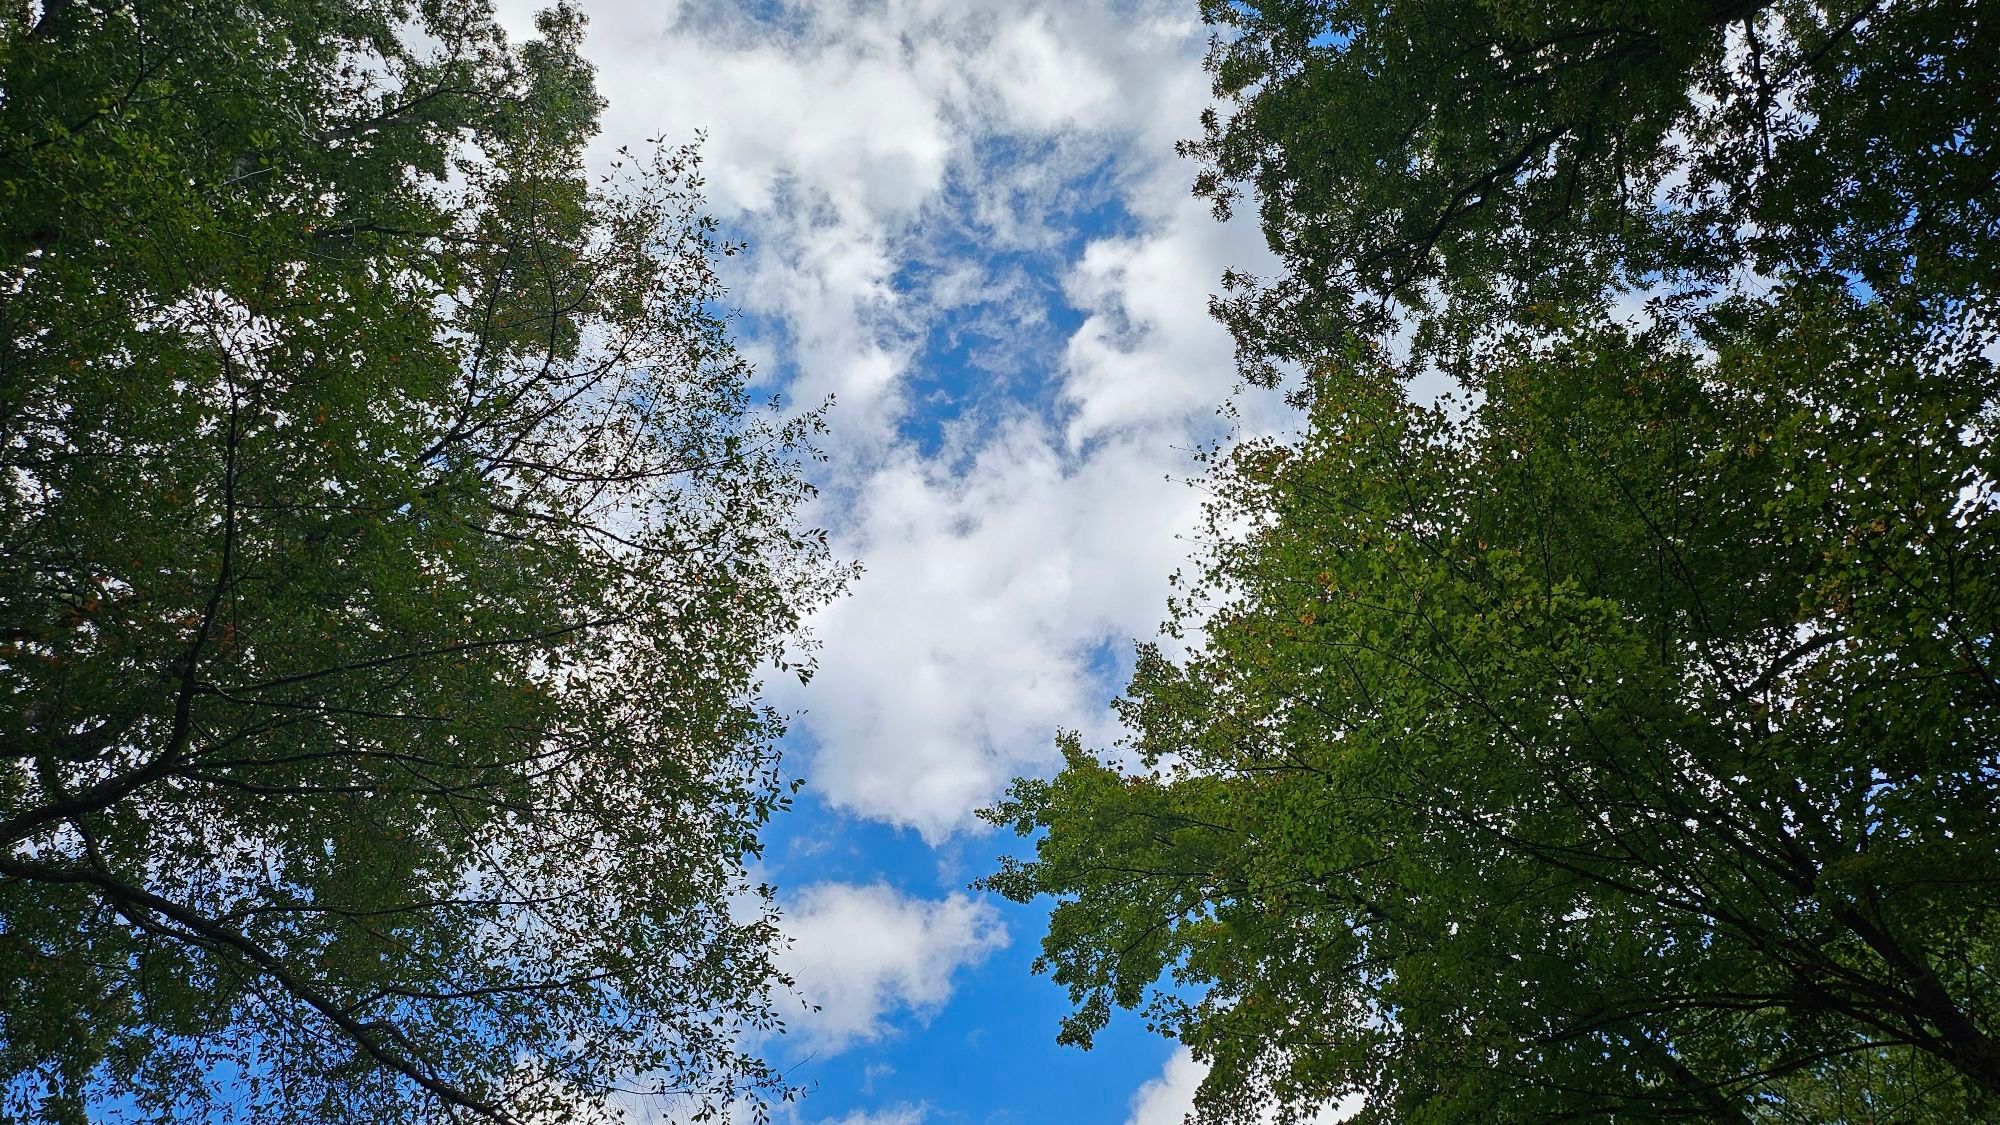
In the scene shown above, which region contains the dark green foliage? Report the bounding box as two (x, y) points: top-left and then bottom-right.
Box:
(1188, 0), (2000, 375)
(987, 295), (2000, 1122)
(1, 2), (847, 1121)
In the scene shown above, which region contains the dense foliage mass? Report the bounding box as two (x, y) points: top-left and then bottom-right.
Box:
(989, 2), (2000, 1122)
(1, 2), (844, 1121)
(1185, 0), (1999, 376)
(990, 299), (2000, 1122)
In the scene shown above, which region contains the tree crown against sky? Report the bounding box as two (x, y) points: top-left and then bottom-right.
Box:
(988, 1), (2000, 1121)
(989, 295), (2000, 1121)
(1, 1), (847, 1121)
(1185, 0), (2000, 377)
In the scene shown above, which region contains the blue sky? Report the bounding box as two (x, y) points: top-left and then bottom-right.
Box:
(487, 3), (1319, 1121)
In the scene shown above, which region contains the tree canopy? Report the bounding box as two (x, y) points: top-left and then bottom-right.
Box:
(1, 2), (846, 1121)
(1186, 0), (2000, 375)
(987, 295), (2000, 1121)
(987, 2), (2000, 1121)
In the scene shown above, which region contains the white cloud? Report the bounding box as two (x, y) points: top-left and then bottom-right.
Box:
(777, 882), (1007, 1054)
(1128, 1048), (1211, 1125)
(524, 0), (1254, 439)
(1060, 191), (1261, 445)
(791, 417), (1209, 839)
(491, 0), (1293, 837)
(584, 1), (958, 221)
(1129, 1048), (1364, 1125)
(972, 12), (1117, 133)
(777, 161), (1285, 835)
(811, 1108), (927, 1125)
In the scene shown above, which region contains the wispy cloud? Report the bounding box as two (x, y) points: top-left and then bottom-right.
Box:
(776, 882), (1007, 1054)
(492, 0), (1288, 836)
(810, 1107), (928, 1125)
